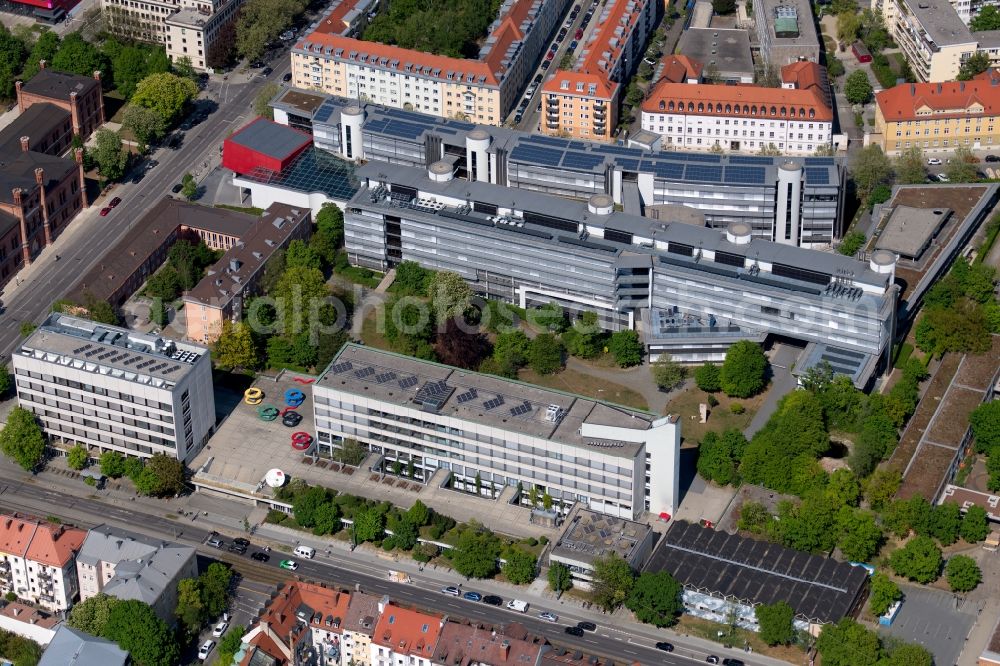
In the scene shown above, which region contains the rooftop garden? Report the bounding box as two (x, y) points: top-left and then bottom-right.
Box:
(362, 0), (506, 58)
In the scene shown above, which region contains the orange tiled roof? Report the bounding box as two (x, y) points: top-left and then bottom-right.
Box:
(372, 603), (442, 658)
(0, 516), (37, 558)
(542, 70), (615, 99)
(433, 622), (543, 666)
(24, 523), (85, 568)
(314, 0), (366, 35)
(641, 81), (833, 121)
(780, 61), (824, 93)
(658, 55), (703, 84)
(876, 80), (1000, 122)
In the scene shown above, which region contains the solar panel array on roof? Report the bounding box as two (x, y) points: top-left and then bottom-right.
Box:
(804, 157), (835, 166)
(562, 151), (605, 170)
(648, 521), (868, 624)
(617, 158), (640, 171)
(804, 167), (830, 184)
(313, 98), (339, 124)
(724, 166), (767, 185)
(684, 164), (723, 183)
(365, 117), (426, 140)
(728, 155), (773, 165)
(524, 134), (569, 147)
(414, 379), (454, 411)
(642, 161), (685, 179)
(509, 145), (562, 167)
(598, 145), (646, 158)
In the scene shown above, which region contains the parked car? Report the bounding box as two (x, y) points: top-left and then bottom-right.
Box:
(564, 626), (584, 636)
(575, 28), (584, 39)
(936, 173), (951, 182)
(538, 612), (558, 623)
(541, 60), (550, 69)
(927, 157), (942, 165)
(171, 183), (184, 194)
(234, 537), (250, 547)
(212, 621), (229, 637)
(198, 640), (215, 661)
(986, 154), (1000, 162)
(228, 542), (247, 554)
(283, 72), (292, 82)
(482, 595), (503, 606)
(533, 74), (543, 85)
(251, 551), (270, 562)
(655, 642), (674, 652)
(207, 537), (224, 548)
(282, 411), (303, 427)
(721, 660), (744, 666)
(99, 207), (111, 217)
(109, 197), (122, 208)
(262, 67), (273, 76)
(570, 40), (578, 49)
(441, 586), (461, 596)
(279, 559), (298, 571)
(706, 657), (720, 665)
(462, 591), (482, 602)
(576, 621), (596, 632)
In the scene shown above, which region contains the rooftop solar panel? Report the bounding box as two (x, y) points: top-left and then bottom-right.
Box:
(804, 157), (835, 165)
(483, 396), (505, 410)
(684, 153), (724, 163)
(561, 151), (605, 170)
(617, 158), (640, 171)
(684, 164), (723, 183)
(398, 375), (419, 389)
(524, 135), (570, 147)
(728, 155), (773, 165)
(509, 145), (562, 167)
(804, 167), (830, 184)
(642, 161), (685, 180)
(723, 166), (767, 185)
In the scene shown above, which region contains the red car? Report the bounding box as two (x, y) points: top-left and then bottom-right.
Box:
(109, 197), (122, 208)
(575, 28), (583, 39)
(546, 50), (555, 60)
(99, 207), (111, 216)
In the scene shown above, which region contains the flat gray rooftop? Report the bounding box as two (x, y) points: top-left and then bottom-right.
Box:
(18, 313), (206, 386)
(317, 344), (654, 457)
(876, 205), (951, 259)
(677, 28), (754, 77)
(551, 506), (652, 566)
(758, 0), (819, 50)
(901, 0), (973, 47)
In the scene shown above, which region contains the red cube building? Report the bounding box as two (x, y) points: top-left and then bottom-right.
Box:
(222, 118), (312, 176)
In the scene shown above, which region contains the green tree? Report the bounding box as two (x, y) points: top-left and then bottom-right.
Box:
(102, 599), (179, 666)
(755, 601), (795, 646)
(430, 270), (473, 322)
(868, 572), (901, 616)
(945, 554), (982, 592)
(181, 172), (198, 201)
(827, 469), (861, 506)
(844, 69), (874, 104)
(175, 577), (206, 633)
(739, 391), (829, 493)
(293, 485), (329, 528)
(353, 506), (385, 543)
(527, 333), (564, 375)
(694, 362), (721, 392)
(712, 0), (735, 13)
(651, 355), (687, 390)
(254, 82), (280, 119)
(894, 145), (926, 185)
(816, 619), (881, 666)
(929, 501), (963, 545)
(863, 468), (901, 510)
(889, 536), (942, 583)
(0, 26), (27, 100)
(51, 32), (107, 78)
(67, 445), (89, 470)
(406, 499), (430, 526)
(493, 330), (530, 369)
(561, 312), (605, 359)
(838, 230), (866, 256)
(501, 547), (537, 584)
(145, 266), (182, 301)
(236, 0), (305, 61)
(836, 508), (883, 562)
(591, 554), (634, 612)
(915, 302), (992, 356)
(625, 571), (683, 627)
(548, 562), (573, 592)
(0, 407), (45, 472)
(852, 145), (893, 201)
(313, 501), (342, 536)
(608, 329), (643, 367)
(99, 451), (126, 478)
(123, 456), (144, 481)
(93, 129), (128, 182)
(215, 625), (246, 666)
(958, 51), (991, 80)
(393, 261), (432, 296)
(972, 4), (1000, 29)
(21, 31), (60, 81)
(122, 105), (166, 151)
(696, 429), (746, 486)
(961, 504), (990, 543)
(198, 562), (232, 617)
(720, 340), (768, 398)
(947, 145), (979, 183)
(214, 321), (259, 370)
(111, 45), (155, 99)
(67, 593), (120, 636)
(273, 265), (329, 335)
(451, 523), (502, 578)
(882, 643), (933, 666)
(837, 11), (861, 43)
(149, 298), (167, 329)
(131, 72), (198, 125)
(285, 239), (322, 271)
(141, 453), (185, 496)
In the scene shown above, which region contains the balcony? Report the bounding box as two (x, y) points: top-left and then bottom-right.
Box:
(546, 98), (559, 108)
(546, 121), (560, 130)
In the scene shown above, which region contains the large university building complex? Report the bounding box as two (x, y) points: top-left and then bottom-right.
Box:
(13, 314), (216, 461)
(313, 344), (681, 520)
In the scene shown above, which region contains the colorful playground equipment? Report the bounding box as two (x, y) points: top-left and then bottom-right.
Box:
(244, 388), (264, 405)
(284, 388), (305, 408)
(258, 405), (280, 421)
(291, 431), (313, 451)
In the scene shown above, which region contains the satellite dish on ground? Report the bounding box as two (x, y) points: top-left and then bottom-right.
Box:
(265, 468), (286, 488)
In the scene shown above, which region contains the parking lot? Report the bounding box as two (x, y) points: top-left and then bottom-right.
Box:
(878, 583), (978, 666)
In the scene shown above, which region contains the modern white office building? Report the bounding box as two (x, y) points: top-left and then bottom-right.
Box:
(313, 344), (682, 520)
(13, 313), (215, 462)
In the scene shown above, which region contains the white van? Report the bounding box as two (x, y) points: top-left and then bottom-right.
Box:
(294, 545), (315, 559)
(506, 599), (529, 613)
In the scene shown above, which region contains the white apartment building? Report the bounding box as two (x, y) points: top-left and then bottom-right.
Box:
(101, 0), (246, 70)
(0, 515), (85, 612)
(313, 344), (682, 520)
(639, 82), (834, 155)
(879, 0), (978, 81)
(13, 313), (215, 462)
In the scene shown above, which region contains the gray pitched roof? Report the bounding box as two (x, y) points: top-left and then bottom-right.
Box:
(38, 626), (128, 666)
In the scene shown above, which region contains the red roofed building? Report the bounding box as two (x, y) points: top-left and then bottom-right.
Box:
(874, 79), (1000, 156)
(0, 514), (85, 612)
(657, 55), (703, 84)
(370, 601), (442, 666)
(540, 0), (657, 142)
(239, 581), (352, 665)
(432, 622), (545, 666)
(290, 0), (571, 125)
(222, 118), (313, 177)
(639, 81), (834, 154)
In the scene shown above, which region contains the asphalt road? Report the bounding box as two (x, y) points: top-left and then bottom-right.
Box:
(0, 473), (748, 666)
(0, 61), (286, 362)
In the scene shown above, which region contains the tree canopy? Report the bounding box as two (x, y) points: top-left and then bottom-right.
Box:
(958, 51), (991, 80)
(527, 334), (564, 375)
(694, 362), (721, 392)
(972, 4), (1000, 30)
(501, 547), (537, 584)
(625, 571), (683, 627)
(450, 523), (502, 578)
(362, 0), (502, 58)
(868, 572), (901, 616)
(696, 429), (746, 486)
(591, 554), (634, 612)
(816, 619), (882, 666)
(719, 340), (768, 397)
(650, 355), (686, 390)
(102, 599), (179, 666)
(889, 536), (942, 583)
(894, 145), (926, 185)
(0, 407), (45, 472)
(92, 129), (128, 182)
(844, 69), (874, 104)
(851, 145), (892, 201)
(755, 601), (795, 646)
(131, 72), (198, 124)
(214, 321), (259, 370)
(945, 554), (982, 592)
(608, 330), (643, 367)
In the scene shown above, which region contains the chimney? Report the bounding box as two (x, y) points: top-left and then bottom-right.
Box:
(93, 71), (101, 82)
(14, 81), (23, 113)
(501, 640), (510, 659)
(378, 595), (389, 614)
(34, 168), (44, 185)
(19, 136), (29, 153)
(39, 60), (46, 70)
(69, 92), (80, 136)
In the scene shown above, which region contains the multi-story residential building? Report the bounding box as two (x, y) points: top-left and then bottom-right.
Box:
(341, 591), (381, 666)
(76, 525), (197, 624)
(314, 343), (683, 519)
(240, 582), (352, 665)
(37, 625), (129, 666)
(337, 161), (895, 382)
(13, 313), (216, 462)
(101, 0), (246, 71)
(0, 514), (86, 612)
(540, 0), (657, 141)
(753, 0), (821, 66)
(639, 80), (833, 154)
(16, 67), (105, 141)
(431, 623), (545, 666)
(369, 602), (442, 666)
(873, 79), (1000, 155)
(182, 202), (311, 343)
(291, 0), (571, 124)
(880, 0), (978, 81)
(234, 93), (848, 246)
